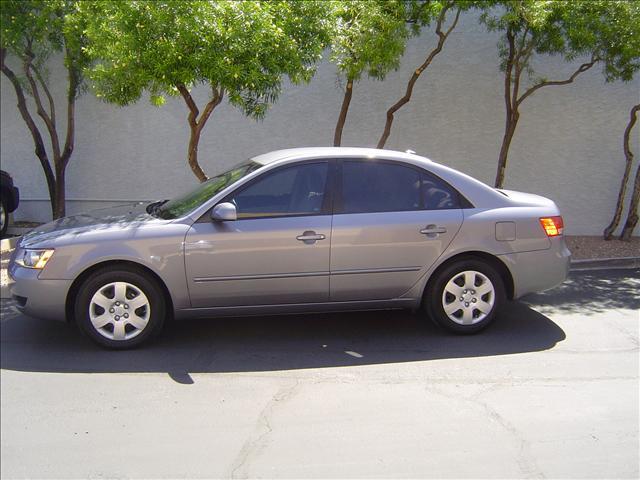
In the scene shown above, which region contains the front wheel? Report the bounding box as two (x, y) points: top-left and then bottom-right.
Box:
(75, 266), (166, 349)
(424, 259), (505, 334)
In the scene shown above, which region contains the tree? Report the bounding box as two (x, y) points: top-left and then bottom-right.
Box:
(619, 104), (640, 240)
(78, 0), (332, 182)
(481, 0), (640, 188)
(604, 104), (639, 240)
(0, 0), (88, 219)
(329, 0), (411, 146)
(376, 0), (469, 149)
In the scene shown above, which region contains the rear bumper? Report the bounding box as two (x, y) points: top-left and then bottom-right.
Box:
(498, 236), (571, 299)
(8, 262), (70, 322)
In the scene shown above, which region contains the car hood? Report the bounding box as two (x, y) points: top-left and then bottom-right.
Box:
(19, 202), (163, 248)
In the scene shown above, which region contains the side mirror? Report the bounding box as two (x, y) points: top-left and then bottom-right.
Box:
(211, 202), (237, 222)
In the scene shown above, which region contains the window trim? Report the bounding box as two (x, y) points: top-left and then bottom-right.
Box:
(198, 159), (334, 222)
(334, 158), (473, 215)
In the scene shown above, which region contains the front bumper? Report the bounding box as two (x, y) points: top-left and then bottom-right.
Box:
(498, 236), (571, 299)
(8, 261), (71, 322)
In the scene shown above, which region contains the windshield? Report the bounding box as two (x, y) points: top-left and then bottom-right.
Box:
(152, 161), (262, 219)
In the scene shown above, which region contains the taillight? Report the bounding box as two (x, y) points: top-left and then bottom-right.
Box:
(539, 216), (564, 237)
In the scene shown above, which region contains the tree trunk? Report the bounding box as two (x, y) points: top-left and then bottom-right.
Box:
(620, 162), (640, 241)
(495, 111), (519, 189)
(54, 164), (67, 219)
(177, 85), (223, 182)
(1, 48), (57, 218)
(333, 79), (353, 147)
(604, 104), (639, 239)
(50, 56), (79, 220)
(187, 124), (209, 182)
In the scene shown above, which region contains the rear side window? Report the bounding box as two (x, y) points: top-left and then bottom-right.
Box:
(341, 161), (421, 213)
(421, 171), (461, 210)
(339, 160), (464, 213)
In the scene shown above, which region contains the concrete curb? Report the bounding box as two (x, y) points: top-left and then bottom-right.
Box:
(569, 257), (640, 271)
(0, 236), (19, 254)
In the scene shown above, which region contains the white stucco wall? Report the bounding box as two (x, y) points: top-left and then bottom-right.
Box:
(1, 12), (639, 235)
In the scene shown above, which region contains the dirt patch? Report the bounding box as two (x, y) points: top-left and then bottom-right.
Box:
(566, 235), (640, 260)
(12, 221), (42, 228)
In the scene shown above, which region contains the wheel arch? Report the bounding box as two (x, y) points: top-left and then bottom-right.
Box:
(423, 251), (515, 306)
(65, 260), (174, 323)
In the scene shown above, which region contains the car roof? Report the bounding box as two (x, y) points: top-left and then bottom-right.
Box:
(250, 147), (429, 165)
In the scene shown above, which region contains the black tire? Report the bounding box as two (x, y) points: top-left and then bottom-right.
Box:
(0, 196), (8, 237)
(74, 265), (166, 349)
(424, 258), (505, 334)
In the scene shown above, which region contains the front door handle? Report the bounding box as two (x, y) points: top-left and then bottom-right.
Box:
(420, 225), (447, 236)
(296, 231), (326, 244)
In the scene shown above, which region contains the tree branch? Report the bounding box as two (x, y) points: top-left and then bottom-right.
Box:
(23, 52), (61, 160)
(31, 63), (56, 129)
(177, 84), (199, 127)
(442, 5), (461, 38)
(376, 5), (460, 148)
(516, 57), (598, 107)
(195, 86), (223, 133)
(61, 46), (80, 167)
(405, 0), (430, 25)
(514, 26), (529, 62)
(504, 27), (516, 116)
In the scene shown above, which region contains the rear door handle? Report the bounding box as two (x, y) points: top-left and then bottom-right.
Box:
(420, 225), (447, 236)
(296, 231), (326, 244)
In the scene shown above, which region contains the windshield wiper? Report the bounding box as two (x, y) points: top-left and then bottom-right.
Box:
(146, 199), (169, 216)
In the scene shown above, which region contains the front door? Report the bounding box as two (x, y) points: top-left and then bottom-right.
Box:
(184, 161), (332, 308)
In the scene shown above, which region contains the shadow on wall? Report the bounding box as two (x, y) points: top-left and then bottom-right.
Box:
(1, 299), (563, 384)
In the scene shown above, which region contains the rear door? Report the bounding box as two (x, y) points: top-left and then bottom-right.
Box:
(329, 159), (464, 301)
(184, 161), (333, 308)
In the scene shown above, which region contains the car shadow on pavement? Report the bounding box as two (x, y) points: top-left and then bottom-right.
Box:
(1, 297), (565, 384)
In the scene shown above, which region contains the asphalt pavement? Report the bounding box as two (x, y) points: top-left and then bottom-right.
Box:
(1, 269), (638, 478)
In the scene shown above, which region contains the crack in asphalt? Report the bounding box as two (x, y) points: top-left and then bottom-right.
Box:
(228, 379), (301, 479)
(425, 383), (546, 479)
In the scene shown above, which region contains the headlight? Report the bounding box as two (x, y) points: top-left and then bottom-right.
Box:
(16, 249), (55, 269)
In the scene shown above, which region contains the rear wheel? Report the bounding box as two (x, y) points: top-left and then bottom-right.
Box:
(425, 259), (505, 334)
(75, 266), (166, 349)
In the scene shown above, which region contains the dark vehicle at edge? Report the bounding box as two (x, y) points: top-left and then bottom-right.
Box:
(0, 170), (20, 237)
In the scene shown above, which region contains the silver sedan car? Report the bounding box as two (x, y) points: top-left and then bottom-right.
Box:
(9, 147), (570, 348)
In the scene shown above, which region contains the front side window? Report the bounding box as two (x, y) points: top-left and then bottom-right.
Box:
(229, 162), (328, 219)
